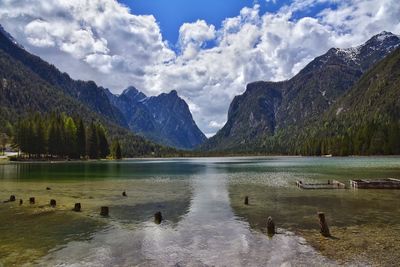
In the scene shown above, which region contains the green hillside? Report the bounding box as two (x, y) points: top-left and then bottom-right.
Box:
(0, 38), (177, 157)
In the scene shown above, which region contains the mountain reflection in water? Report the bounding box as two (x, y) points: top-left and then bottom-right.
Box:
(39, 164), (333, 266)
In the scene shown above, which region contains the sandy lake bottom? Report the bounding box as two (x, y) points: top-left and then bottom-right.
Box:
(1, 157), (400, 266)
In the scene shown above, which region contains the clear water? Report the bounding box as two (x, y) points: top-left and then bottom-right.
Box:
(1, 157), (400, 266)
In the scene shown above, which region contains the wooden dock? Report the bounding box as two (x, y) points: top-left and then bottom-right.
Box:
(350, 178), (400, 189)
(296, 180), (346, 189)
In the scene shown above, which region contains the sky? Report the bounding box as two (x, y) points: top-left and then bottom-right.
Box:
(0, 0), (400, 137)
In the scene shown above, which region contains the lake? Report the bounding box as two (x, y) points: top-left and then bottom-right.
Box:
(1, 157), (400, 266)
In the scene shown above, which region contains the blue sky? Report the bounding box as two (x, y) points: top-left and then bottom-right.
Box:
(118, 0), (282, 46)
(1, 0), (399, 135)
(118, 0), (338, 47)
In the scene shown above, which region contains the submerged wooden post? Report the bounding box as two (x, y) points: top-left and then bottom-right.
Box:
(19, 199), (23, 205)
(73, 203), (81, 212)
(154, 211), (163, 224)
(267, 216), (275, 237)
(50, 199), (56, 207)
(100, 206), (109, 217)
(29, 197), (35, 204)
(9, 195), (16, 202)
(244, 196), (249, 205)
(122, 191), (127, 197)
(318, 212), (330, 237)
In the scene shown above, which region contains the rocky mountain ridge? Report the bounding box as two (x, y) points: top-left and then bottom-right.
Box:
(106, 87), (207, 150)
(202, 31), (400, 151)
(0, 24), (206, 150)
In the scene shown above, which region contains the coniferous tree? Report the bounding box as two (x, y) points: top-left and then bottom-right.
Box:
(111, 140), (122, 159)
(0, 133), (8, 155)
(11, 114), (116, 159)
(87, 122), (99, 159)
(76, 118), (86, 158)
(388, 122), (400, 154)
(47, 118), (60, 157)
(64, 116), (77, 158)
(115, 141), (122, 159)
(17, 121), (28, 156)
(35, 117), (47, 157)
(97, 124), (109, 158)
(25, 121), (35, 156)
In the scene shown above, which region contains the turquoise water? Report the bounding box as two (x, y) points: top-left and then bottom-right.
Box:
(1, 157), (400, 266)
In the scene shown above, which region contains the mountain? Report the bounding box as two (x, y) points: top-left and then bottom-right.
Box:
(0, 25), (178, 157)
(298, 46), (400, 156)
(106, 87), (207, 150)
(330, 47), (400, 121)
(0, 24), (203, 152)
(202, 31), (400, 152)
(0, 25), (127, 127)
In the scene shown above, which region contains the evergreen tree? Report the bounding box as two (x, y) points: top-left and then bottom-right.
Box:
(35, 117), (47, 156)
(0, 133), (8, 155)
(111, 140), (122, 159)
(87, 122), (99, 159)
(47, 121), (59, 157)
(13, 120), (24, 155)
(64, 116), (77, 158)
(25, 121), (35, 156)
(97, 124), (109, 158)
(11, 114), (116, 159)
(48, 116), (65, 157)
(388, 122), (400, 154)
(76, 118), (86, 158)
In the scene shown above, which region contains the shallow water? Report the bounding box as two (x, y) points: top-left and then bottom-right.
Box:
(1, 157), (400, 266)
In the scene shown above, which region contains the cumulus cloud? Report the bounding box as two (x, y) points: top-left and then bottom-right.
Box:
(0, 0), (400, 137)
(179, 20), (216, 59)
(0, 0), (174, 87)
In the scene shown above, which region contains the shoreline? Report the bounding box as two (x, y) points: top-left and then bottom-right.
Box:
(2, 154), (400, 164)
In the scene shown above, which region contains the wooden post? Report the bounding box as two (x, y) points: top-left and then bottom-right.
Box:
(50, 199), (56, 207)
(318, 212), (330, 237)
(29, 197), (35, 204)
(267, 216), (275, 237)
(122, 191), (127, 197)
(154, 211), (163, 224)
(9, 195), (16, 202)
(244, 196), (249, 205)
(100, 206), (109, 217)
(73, 203), (81, 212)
(19, 199), (23, 205)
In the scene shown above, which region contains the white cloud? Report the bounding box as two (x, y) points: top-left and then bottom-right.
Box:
(0, 0), (174, 88)
(179, 20), (216, 59)
(209, 120), (226, 128)
(0, 0), (399, 137)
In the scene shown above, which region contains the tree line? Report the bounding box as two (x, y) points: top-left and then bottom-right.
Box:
(12, 113), (122, 159)
(258, 119), (400, 156)
(293, 120), (400, 156)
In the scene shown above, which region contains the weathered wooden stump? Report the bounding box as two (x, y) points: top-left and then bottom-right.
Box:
(9, 195), (16, 202)
(73, 203), (81, 212)
(154, 211), (163, 224)
(50, 199), (56, 207)
(100, 206), (109, 217)
(318, 212), (330, 237)
(46, 187), (51, 190)
(29, 197), (35, 204)
(19, 199), (23, 205)
(122, 191), (127, 197)
(244, 196), (249, 205)
(267, 216), (275, 236)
